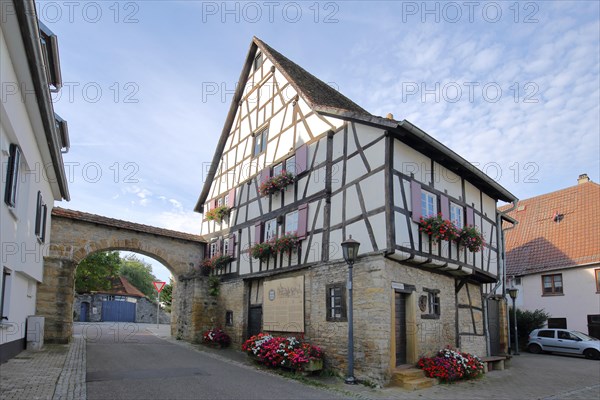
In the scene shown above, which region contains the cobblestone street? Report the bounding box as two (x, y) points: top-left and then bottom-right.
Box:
(1, 324), (599, 400)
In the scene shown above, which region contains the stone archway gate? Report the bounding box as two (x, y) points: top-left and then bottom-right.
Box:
(38, 207), (206, 343)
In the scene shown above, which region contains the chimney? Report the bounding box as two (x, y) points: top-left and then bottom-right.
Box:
(386, 113), (394, 120)
(578, 173), (590, 185)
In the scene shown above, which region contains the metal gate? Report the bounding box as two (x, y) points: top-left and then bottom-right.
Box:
(101, 301), (136, 322)
(80, 302), (89, 322)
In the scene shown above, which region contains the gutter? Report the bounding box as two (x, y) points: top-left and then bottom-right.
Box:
(14, 0), (70, 201)
(483, 200), (518, 356)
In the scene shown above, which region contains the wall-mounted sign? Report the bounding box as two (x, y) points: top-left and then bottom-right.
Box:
(263, 276), (304, 332)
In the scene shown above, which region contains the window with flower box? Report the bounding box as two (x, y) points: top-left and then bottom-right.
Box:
(285, 210), (298, 234)
(254, 204), (308, 243)
(450, 203), (463, 227)
(421, 191), (437, 218)
(273, 163), (283, 177)
(542, 273), (563, 295)
(326, 284), (346, 322)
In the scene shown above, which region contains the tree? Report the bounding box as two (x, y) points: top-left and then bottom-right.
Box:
(75, 251), (121, 293)
(510, 308), (551, 349)
(119, 255), (157, 298)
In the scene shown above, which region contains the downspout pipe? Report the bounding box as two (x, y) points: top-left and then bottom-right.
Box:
(484, 201), (518, 356)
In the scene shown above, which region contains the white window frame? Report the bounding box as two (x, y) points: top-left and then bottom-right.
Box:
(450, 202), (463, 227)
(4, 144), (21, 209)
(265, 218), (278, 241)
(273, 163), (283, 177)
(285, 210), (299, 235)
(285, 155), (296, 174)
(223, 238), (229, 255)
(217, 197), (223, 207)
(253, 127), (268, 157)
(210, 241), (219, 257)
(421, 190), (437, 218)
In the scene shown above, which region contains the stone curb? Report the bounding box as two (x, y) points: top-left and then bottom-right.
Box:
(52, 335), (87, 400)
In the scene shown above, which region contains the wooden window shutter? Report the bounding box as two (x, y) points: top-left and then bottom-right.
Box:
(255, 222), (263, 243)
(213, 198), (218, 209)
(466, 207), (475, 226)
(260, 168), (270, 184)
(440, 195), (450, 220)
(228, 188), (236, 208)
(204, 243), (209, 259)
(295, 144), (308, 175)
(228, 234), (236, 257)
(410, 180), (422, 222)
(297, 203), (308, 239)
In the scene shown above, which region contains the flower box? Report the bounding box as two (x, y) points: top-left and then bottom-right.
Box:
(205, 205), (230, 223)
(259, 172), (296, 197)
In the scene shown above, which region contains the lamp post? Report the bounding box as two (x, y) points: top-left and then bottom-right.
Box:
(507, 287), (519, 355)
(341, 235), (360, 385)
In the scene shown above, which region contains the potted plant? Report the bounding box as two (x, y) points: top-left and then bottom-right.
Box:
(202, 327), (231, 348)
(419, 214), (460, 242)
(242, 333), (324, 373)
(259, 171), (296, 197)
(250, 241), (275, 262)
(273, 233), (300, 255)
(456, 225), (485, 252)
(205, 205), (231, 223)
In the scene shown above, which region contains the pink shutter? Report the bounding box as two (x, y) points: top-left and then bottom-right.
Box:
(297, 204), (308, 239)
(440, 195), (450, 220)
(255, 222), (263, 243)
(228, 235), (236, 257)
(228, 188), (236, 208)
(295, 144), (308, 175)
(410, 180), (422, 222)
(466, 207), (475, 226)
(260, 168), (270, 184)
(213, 199), (218, 209)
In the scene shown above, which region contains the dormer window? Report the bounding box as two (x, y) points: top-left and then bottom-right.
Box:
(253, 52), (263, 71)
(39, 21), (62, 92)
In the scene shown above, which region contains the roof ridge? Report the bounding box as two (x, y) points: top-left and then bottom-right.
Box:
(503, 181), (598, 208)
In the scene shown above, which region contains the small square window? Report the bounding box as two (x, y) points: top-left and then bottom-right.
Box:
(421, 191), (436, 218)
(253, 127), (268, 157)
(326, 284), (346, 322)
(542, 274), (563, 295)
(422, 288), (440, 319)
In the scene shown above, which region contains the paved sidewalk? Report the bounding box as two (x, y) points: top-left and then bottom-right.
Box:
(0, 335), (86, 400)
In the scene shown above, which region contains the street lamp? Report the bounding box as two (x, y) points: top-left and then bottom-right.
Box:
(507, 287), (520, 355)
(341, 235), (360, 385)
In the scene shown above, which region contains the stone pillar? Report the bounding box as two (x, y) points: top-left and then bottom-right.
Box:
(36, 257), (76, 344)
(174, 273), (217, 342)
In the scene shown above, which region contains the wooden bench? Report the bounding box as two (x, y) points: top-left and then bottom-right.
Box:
(481, 356), (508, 372)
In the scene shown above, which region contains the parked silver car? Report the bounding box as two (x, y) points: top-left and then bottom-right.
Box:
(527, 328), (600, 359)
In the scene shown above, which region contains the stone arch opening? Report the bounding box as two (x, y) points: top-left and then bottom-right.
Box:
(37, 208), (205, 343)
(71, 248), (174, 326)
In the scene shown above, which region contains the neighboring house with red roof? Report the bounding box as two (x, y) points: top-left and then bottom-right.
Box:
(503, 174), (600, 337)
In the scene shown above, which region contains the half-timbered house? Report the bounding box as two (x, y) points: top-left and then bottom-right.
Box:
(194, 37), (518, 384)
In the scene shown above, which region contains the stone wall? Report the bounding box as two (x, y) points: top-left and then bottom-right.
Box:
(135, 298), (171, 324)
(456, 282), (487, 356)
(38, 212), (204, 343)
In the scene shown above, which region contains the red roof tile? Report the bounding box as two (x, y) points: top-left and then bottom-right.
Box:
(502, 181), (600, 276)
(95, 275), (146, 298)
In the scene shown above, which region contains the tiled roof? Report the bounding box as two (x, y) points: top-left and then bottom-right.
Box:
(52, 207), (204, 243)
(95, 275), (146, 298)
(254, 38), (371, 119)
(502, 181), (600, 276)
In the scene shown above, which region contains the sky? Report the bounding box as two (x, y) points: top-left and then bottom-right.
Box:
(39, 1), (599, 281)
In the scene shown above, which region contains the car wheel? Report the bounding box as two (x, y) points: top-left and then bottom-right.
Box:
(583, 349), (600, 360)
(528, 344), (542, 354)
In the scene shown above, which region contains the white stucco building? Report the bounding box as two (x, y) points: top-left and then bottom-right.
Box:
(1, 0), (70, 362)
(504, 175), (600, 338)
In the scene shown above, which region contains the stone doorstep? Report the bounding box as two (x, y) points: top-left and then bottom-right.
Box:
(389, 368), (437, 390)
